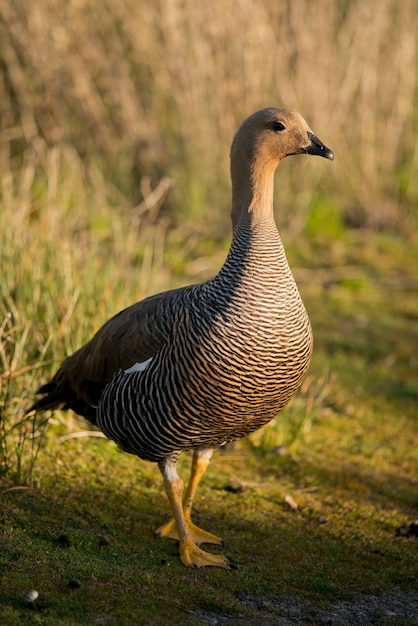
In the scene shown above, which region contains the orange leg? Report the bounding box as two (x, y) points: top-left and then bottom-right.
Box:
(156, 448), (222, 546)
(157, 451), (235, 569)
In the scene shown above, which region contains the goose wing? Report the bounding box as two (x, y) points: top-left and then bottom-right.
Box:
(29, 285), (192, 421)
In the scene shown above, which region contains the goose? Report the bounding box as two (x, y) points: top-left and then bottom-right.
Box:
(29, 108), (334, 569)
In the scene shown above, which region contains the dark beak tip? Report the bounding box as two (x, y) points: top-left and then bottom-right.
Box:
(306, 132), (334, 161)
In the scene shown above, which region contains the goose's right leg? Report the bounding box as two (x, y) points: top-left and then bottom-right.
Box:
(156, 448), (222, 546)
(157, 453), (234, 569)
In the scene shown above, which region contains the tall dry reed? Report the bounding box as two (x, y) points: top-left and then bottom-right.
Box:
(0, 0), (417, 231)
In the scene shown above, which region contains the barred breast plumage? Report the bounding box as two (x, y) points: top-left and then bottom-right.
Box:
(29, 108), (334, 569)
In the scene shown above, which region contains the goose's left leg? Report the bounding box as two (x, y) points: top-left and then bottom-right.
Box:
(157, 454), (230, 569)
(156, 448), (222, 546)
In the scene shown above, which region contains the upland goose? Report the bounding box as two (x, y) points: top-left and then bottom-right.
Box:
(29, 108), (334, 569)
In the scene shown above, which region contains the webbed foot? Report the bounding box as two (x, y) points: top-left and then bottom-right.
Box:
(155, 517), (223, 546)
(179, 537), (237, 569)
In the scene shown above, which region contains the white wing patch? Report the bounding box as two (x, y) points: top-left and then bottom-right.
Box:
(123, 357), (153, 374)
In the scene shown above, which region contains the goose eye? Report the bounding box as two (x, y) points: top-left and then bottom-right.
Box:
(272, 121), (286, 132)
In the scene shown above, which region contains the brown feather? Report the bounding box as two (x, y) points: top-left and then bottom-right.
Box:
(29, 285), (194, 421)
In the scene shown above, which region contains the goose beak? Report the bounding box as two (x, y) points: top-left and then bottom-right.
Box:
(305, 132), (334, 161)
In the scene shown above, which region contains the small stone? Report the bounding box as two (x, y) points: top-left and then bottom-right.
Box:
(68, 579), (81, 589)
(98, 534), (110, 546)
(21, 590), (39, 608)
(396, 521), (418, 538)
(317, 515), (328, 524)
(58, 533), (71, 547)
(224, 483), (245, 494)
(272, 445), (287, 456)
(284, 494), (298, 511)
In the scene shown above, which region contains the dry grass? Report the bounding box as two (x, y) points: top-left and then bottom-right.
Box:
(0, 143), (171, 483)
(1, 0), (417, 483)
(0, 0), (417, 232)
(0, 5), (417, 619)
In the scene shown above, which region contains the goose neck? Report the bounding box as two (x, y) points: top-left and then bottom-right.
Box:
(230, 157), (278, 230)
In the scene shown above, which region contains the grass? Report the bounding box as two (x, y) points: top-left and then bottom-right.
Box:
(1, 2), (417, 621)
(1, 229), (417, 625)
(1, 0), (418, 232)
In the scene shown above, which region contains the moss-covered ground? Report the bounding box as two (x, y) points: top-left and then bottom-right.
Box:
(1, 231), (417, 625)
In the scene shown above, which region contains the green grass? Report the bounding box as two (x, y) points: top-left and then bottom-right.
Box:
(2, 3), (417, 620)
(1, 229), (417, 625)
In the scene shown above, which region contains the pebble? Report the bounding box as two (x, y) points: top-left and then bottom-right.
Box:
(396, 521), (418, 538)
(224, 483), (245, 494)
(21, 590), (39, 608)
(58, 533), (72, 547)
(98, 534), (110, 546)
(284, 494), (299, 511)
(68, 579), (81, 589)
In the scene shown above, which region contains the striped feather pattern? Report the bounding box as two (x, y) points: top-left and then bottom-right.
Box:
(98, 217), (313, 462)
(28, 107), (334, 569)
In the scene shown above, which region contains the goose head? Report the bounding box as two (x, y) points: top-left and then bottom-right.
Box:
(230, 108), (334, 219)
(231, 108), (334, 166)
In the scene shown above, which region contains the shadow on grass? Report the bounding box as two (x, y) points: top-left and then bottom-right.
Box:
(1, 442), (418, 625)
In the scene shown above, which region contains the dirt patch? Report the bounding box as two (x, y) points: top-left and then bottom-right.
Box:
(196, 590), (418, 625)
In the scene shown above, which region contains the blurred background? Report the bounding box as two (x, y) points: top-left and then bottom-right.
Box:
(0, 0), (417, 481)
(1, 0), (417, 232)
